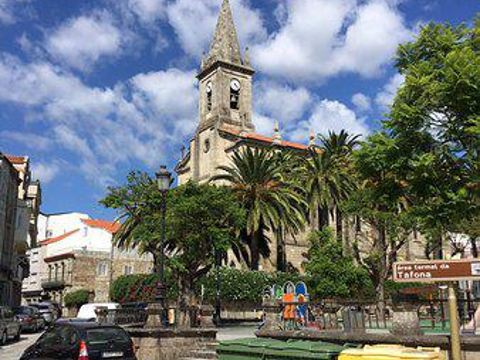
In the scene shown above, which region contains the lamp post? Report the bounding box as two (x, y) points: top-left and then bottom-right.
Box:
(155, 165), (171, 326)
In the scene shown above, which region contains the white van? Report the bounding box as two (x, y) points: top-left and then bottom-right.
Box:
(76, 303), (120, 321)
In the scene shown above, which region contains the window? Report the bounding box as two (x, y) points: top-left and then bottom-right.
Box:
(230, 79), (241, 110)
(97, 262), (107, 276)
(46, 230), (53, 238)
(206, 82), (213, 112)
(83, 227), (88, 237)
(124, 265), (133, 276)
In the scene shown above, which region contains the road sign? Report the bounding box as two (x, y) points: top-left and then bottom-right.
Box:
(393, 259), (480, 283)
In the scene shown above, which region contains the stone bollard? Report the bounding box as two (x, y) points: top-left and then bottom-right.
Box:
(200, 305), (215, 329)
(390, 306), (423, 336)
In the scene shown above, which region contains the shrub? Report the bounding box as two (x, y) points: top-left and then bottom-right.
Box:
(110, 272), (179, 303)
(64, 290), (90, 309)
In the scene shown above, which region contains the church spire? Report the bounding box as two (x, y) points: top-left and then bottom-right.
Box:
(204, 0), (242, 68)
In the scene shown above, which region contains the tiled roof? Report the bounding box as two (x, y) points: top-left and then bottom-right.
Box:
(39, 229), (80, 246)
(44, 252), (75, 263)
(5, 155), (27, 164)
(222, 130), (308, 150)
(81, 219), (120, 234)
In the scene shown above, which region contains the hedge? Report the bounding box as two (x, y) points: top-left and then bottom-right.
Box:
(110, 272), (179, 303)
(110, 268), (305, 304)
(64, 290), (90, 308)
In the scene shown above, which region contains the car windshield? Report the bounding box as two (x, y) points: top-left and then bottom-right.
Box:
(33, 304), (51, 311)
(87, 328), (130, 345)
(14, 307), (33, 315)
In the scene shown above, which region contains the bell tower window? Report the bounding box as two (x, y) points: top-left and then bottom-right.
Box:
(206, 81), (213, 112)
(230, 79), (241, 110)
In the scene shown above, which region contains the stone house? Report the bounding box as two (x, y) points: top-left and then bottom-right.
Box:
(22, 212), (153, 308)
(175, 0), (426, 272)
(0, 153), (20, 306)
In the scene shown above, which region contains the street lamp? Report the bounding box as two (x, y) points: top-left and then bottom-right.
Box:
(155, 165), (171, 326)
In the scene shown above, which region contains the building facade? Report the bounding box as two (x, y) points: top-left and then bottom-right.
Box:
(0, 154), (19, 306)
(22, 212), (153, 307)
(176, 0), (426, 272)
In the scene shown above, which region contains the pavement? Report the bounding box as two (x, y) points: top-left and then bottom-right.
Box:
(0, 332), (42, 360)
(217, 324), (258, 341)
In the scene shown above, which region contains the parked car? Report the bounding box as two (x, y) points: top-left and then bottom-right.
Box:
(0, 306), (21, 345)
(13, 306), (46, 333)
(77, 303), (120, 322)
(20, 322), (137, 360)
(30, 303), (57, 325)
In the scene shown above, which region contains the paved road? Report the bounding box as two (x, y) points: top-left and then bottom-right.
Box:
(0, 332), (42, 360)
(217, 324), (258, 341)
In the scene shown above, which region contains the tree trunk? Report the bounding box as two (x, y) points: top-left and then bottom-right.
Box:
(471, 236), (478, 258)
(318, 207), (329, 230)
(251, 229), (260, 271)
(276, 227), (286, 272)
(336, 206), (343, 243)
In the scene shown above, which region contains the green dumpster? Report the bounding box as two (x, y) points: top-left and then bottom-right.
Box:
(264, 340), (347, 360)
(217, 338), (283, 360)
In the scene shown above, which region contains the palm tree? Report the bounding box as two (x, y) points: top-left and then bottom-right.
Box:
(212, 147), (306, 270)
(318, 131), (360, 247)
(300, 131), (358, 241)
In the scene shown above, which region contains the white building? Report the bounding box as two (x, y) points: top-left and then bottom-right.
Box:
(22, 212), (153, 306)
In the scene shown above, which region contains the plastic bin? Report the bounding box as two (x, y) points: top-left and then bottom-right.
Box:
(217, 338), (283, 360)
(339, 345), (445, 360)
(264, 340), (347, 360)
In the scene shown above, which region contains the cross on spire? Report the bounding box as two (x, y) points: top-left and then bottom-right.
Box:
(204, 0), (243, 69)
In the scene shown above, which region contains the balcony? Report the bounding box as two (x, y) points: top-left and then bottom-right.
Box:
(41, 278), (66, 290)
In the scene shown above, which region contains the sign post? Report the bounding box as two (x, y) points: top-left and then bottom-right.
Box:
(393, 258), (480, 360)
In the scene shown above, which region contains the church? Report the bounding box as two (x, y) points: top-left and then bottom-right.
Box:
(175, 0), (424, 272)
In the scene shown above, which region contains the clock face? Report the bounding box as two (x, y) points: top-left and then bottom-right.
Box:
(206, 82), (212, 93)
(230, 79), (241, 91)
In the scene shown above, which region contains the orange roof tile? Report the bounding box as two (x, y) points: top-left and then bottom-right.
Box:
(82, 219), (121, 234)
(6, 155), (27, 164)
(39, 229), (80, 246)
(222, 130), (308, 150)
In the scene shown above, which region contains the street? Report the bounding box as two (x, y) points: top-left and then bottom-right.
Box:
(0, 325), (256, 360)
(0, 333), (42, 360)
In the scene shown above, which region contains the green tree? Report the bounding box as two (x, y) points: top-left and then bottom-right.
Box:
(64, 290), (90, 310)
(318, 130), (360, 246)
(304, 228), (374, 300)
(385, 18), (479, 255)
(345, 132), (417, 302)
(212, 147), (306, 270)
(101, 178), (246, 307)
(299, 144), (356, 232)
(100, 171), (162, 264)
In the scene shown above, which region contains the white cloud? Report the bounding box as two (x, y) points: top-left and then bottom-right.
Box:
(45, 12), (123, 71)
(1, 131), (52, 151)
(126, 0), (166, 24)
(0, 0), (31, 25)
(375, 73), (405, 111)
(31, 161), (60, 184)
(352, 93), (371, 112)
(0, 54), (198, 187)
(252, 0), (412, 83)
(253, 112), (276, 136)
(256, 82), (312, 125)
(290, 99), (369, 142)
(167, 0), (266, 59)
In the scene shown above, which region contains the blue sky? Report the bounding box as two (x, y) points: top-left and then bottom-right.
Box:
(0, 0), (477, 220)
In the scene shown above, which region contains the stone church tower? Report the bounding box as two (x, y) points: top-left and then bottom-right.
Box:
(176, 0), (425, 271)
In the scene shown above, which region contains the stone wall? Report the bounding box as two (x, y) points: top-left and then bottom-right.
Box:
(127, 328), (217, 360)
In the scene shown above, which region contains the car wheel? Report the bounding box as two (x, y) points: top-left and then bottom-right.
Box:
(1, 331), (7, 345)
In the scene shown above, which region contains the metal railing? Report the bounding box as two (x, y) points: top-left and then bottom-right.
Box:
(269, 298), (480, 333)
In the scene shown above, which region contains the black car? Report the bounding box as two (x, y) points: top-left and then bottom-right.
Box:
(14, 306), (46, 332)
(20, 322), (137, 360)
